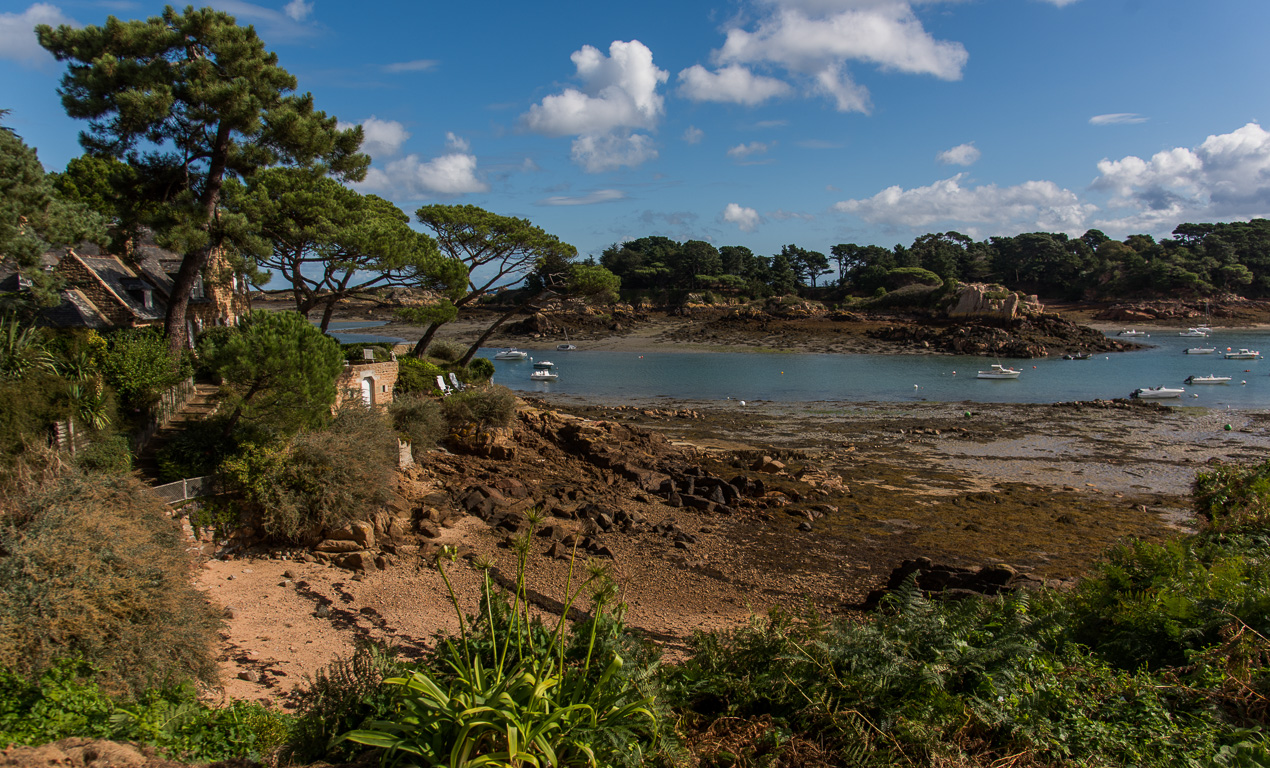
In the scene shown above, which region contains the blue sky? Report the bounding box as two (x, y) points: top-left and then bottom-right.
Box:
(4, 0), (1270, 265)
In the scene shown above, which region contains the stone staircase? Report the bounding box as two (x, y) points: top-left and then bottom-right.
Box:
(133, 381), (221, 483)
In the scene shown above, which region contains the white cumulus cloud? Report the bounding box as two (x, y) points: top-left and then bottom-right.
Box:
(523, 39), (667, 173)
(727, 141), (770, 160)
(835, 173), (1093, 234)
(356, 139), (487, 198)
(283, 0), (312, 22)
(1091, 122), (1270, 232)
(337, 117), (411, 159)
(524, 40), (668, 136)
(713, 1), (968, 113)
(683, 126), (704, 144)
(0, 3), (75, 66)
(722, 203), (761, 232)
(677, 64), (792, 105)
(383, 59), (438, 73)
(937, 142), (980, 166)
(571, 133), (658, 173)
(1090, 113), (1148, 126)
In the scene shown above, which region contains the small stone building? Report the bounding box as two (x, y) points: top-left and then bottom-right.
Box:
(335, 357), (399, 409)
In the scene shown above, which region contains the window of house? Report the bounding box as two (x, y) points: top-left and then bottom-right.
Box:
(192, 272), (205, 300)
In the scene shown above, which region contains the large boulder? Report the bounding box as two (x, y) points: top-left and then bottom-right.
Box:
(948, 283), (1044, 321)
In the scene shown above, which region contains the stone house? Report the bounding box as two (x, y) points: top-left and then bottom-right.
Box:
(334, 356), (399, 409)
(7, 238), (251, 341)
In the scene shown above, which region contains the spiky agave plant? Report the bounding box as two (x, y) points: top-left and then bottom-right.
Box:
(341, 513), (659, 767)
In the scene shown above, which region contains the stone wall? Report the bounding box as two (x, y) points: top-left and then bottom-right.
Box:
(335, 360), (399, 409)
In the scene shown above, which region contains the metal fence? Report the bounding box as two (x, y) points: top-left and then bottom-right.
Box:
(151, 474), (215, 504)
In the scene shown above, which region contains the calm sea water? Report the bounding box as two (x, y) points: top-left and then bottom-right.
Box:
(324, 321), (407, 344)
(478, 331), (1270, 409)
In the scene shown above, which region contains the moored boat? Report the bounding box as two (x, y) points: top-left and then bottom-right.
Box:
(1131, 386), (1185, 399)
(556, 343), (577, 351)
(1118, 329), (1149, 337)
(1178, 328), (1210, 337)
(529, 369), (558, 381)
(977, 364), (1021, 379)
(1185, 347), (1216, 354)
(1185, 375), (1232, 384)
(1223, 348), (1262, 360)
(493, 348), (529, 361)
(533, 360), (555, 370)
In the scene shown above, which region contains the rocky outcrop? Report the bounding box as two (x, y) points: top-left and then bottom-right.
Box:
(871, 313), (1136, 358)
(947, 283), (1044, 321)
(860, 556), (1053, 608)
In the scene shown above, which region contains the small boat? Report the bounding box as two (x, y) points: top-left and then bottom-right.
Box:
(1062, 352), (1091, 360)
(1178, 328), (1210, 337)
(529, 369), (558, 381)
(493, 348), (529, 361)
(1224, 348), (1262, 360)
(977, 364), (1021, 379)
(1185, 347), (1216, 355)
(556, 344), (577, 351)
(533, 360), (555, 370)
(1185, 375), (1232, 384)
(1131, 386), (1184, 399)
(1118, 329), (1149, 337)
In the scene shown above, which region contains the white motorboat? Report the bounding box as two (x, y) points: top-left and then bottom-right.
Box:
(529, 369), (558, 381)
(1185, 347), (1216, 355)
(1178, 328), (1210, 337)
(1131, 386), (1185, 399)
(556, 344), (577, 351)
(493, 348), (529, 361)
(1224, 348), (1262, 360)
(1185, 375), (1232, 384)
(533, 360), (555, 370)
(977, 364), (1021, 379)
(1118, 329), (1149, 337)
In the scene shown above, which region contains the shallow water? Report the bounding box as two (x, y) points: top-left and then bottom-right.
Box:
(481, 331), (1270, 409)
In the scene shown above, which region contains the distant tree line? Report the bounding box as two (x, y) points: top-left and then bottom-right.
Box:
(600, 220), (1270, 301)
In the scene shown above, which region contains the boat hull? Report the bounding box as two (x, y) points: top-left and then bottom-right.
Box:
(1131, 387), (1184, 399)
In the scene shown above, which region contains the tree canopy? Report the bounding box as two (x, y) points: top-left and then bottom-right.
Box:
(406, 204), (577, 358)
(239, 168), (466, 331)
(37, 6), (368, 353)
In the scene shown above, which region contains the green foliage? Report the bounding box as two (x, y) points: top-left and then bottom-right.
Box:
(96, 327), (183, 411)
(221, 405), (397, 542)
(342, 341), (395, 363)
(0, 473), (221, 697)
(441, 384), (516, 429)
(396, 355), (447, 394)
(0, 314), (56, 380)
(388, 392), (445, 455)
(342, 537), (663, 768)
(284, 642), (408, 764)
(426, 339), (465, 363)
(0, 120), (106, 305)
(72, 433), (132, 474)
(0, 373), (71, 464)
(468, 356), (495, 382)
(201, 310), (344, 435)
(0, 659), (291, 762)
(154, 415), (245, 483)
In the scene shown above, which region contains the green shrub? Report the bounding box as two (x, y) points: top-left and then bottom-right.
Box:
(0, 659), (291, 762)
(72, 433), (132, 474)
(440, 385), (516, 430)
(222, 405), (397, 543)
(0, 473), (222, 697)
(0, 373), (72, 464)
(396, 356), (446, 394)
(467, 356), (495, 382)
(425, 339), (464, 363)
(341, 342), (394, 364)
(388, 392), (445, 454)
(284, 642), (407, 764)
(342, 534), (664, 768)
(193, 325), (238, 377)
(96, 327), (183, 410)
(154, 414), (244, 483)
